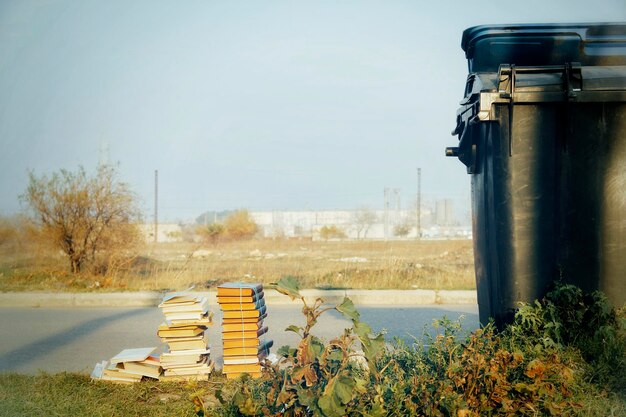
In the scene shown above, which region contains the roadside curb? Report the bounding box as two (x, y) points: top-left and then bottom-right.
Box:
(0, 289), (477, 308)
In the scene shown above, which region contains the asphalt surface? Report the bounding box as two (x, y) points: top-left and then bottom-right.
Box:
(0, 304), (479, 375)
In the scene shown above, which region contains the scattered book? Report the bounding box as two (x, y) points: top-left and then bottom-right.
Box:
(101, 361), (144, 384)
(110, 347), (157, 364)
(91, 289), (214, 384)
(122, 354), (162, 379)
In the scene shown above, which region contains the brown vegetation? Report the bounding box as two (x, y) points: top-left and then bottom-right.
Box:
(21, 165), (142, 275)
(0, 234), (474, 292)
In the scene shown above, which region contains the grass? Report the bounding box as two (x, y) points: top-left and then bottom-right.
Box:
(0, 372), (199, 417)
(0, 372), (622, 417)
(0, 238), (474, 292)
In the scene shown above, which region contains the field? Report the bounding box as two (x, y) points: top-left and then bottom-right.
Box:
(0, 238), (474, 292)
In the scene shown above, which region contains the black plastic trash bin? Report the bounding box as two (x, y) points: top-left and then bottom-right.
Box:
(446, 23), (626, 327)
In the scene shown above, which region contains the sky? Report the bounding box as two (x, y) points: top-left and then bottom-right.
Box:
(1, 0), (625, 222)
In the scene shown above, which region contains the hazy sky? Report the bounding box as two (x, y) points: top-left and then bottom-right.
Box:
(1, 0), (624, 222)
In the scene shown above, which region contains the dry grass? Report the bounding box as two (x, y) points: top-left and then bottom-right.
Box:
(0, 372), (198, 417)
(0, 238), (475, 292)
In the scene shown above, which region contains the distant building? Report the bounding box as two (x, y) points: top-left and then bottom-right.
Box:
(142, 205), (471, 242)
(435, 199), (455, 226)
(249, 209), (433, 240)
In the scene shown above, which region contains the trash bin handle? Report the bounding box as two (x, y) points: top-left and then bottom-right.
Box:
(497, 63), (583, 99)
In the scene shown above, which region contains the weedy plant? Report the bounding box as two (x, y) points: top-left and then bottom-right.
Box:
(193, 282), (625, 417)
(218, 276), (386, 417)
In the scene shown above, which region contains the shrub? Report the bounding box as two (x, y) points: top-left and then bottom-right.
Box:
(319, 225), (346, 240)
(197, 223), (225, 244)
(224, 210), (258, 240)
(193, 283), (625, 416)
(393, 222), (411, 238)
(0, 216), (17, 247)
(506, 284), (626, 391)
(21, 165), (142, 274)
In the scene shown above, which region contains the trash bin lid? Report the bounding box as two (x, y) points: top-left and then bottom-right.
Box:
(462, 23), (626, 73)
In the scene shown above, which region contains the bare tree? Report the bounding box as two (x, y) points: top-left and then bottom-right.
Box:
(22, 165), (142, 274)
(353, 207), (378, 239)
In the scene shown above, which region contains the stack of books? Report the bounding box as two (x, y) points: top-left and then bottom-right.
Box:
(217, 282), (273, 379)
(158, 290), (214, 381)
(91, 347), (160, 384)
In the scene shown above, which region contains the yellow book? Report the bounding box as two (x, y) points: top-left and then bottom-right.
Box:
(217, 291), (264, 304)
(225, 372), (262, 380)
(217, 283), (263, 297)
(166, 338), (207, 351)
(157, 323), (205, 338)
(222, 313), (267, 324)
(222, 306), (266, 319)
(221, 327), (267, 340)
(222, 320), (264, 333)
(222, 363), (262, 374)
(219, 299), (265, 311)
(223, 341), (272, 363)
(223, 338), (260, 349)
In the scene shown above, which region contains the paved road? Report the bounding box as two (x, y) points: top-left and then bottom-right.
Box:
(0, 304), (479, 375)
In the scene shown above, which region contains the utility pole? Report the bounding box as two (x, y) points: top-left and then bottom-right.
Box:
(416, 167), (421, 239)
(384, 188), (390, 240)
(154, 170), (158, 243)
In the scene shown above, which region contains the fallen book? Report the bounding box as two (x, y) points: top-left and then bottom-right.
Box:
(90, 360), (107, 380)
(122, 355), (162, 379)
(217, 282), (263, 297)
(110, 347), (157, 365)
(102, 362), (143, 384)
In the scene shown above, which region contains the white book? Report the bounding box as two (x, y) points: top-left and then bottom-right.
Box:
(110, 347), (157, 364)
(90, 360), (107, 379)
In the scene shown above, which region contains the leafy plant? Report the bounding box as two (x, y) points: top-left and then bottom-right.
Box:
(193, 282), (625, 416)
(506, 284), (626, 391)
